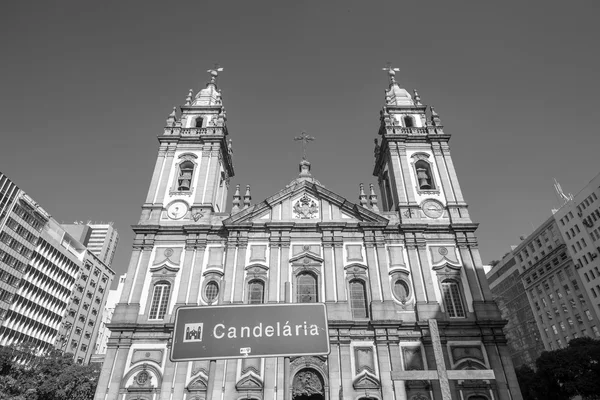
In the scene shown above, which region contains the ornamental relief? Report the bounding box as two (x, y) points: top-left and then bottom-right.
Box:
(292, 194), (319, 219)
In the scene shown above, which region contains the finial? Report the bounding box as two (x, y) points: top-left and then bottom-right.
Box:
(413, 89), (422, 105)
(207, 64), (223, 85)
(228, 138), (233, 155)
(359, 184), (368, 207)
(382, 63), (401, 85)
(185, 89), (193, 105)
(294, 131), (315, 161)
(243, 185), (252, 209)
(430, 106), (442, 126)
(166, 107), (177, 127)
(373, 138), (380, 158)
(231, 184), (241, 213)
(369, 184), (379, 212)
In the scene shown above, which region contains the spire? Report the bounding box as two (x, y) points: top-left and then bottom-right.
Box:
(369, 184), (379, 212)
(231, 184), (241, 213)
(243, 185), (252, 209)
(359, 183), (368, 207)
(166, 107), (177, 127)
(430, 106), (442, 126)
(413, 89), (422, 105)
(381, 64), (413, 106)
(193, 66), (224, 106)
(184, 89), (193, 106)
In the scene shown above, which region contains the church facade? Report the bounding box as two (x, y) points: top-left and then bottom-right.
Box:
(94, 68), (523, 400)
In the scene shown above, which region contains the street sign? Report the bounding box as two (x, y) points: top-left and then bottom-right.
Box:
(170, 303), (330, 362)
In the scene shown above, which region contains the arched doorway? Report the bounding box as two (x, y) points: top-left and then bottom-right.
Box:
(292, 368), (325, 400)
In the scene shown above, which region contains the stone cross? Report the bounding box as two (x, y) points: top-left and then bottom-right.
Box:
(382, 63), (400, 84)
(294, 131), (315, 160)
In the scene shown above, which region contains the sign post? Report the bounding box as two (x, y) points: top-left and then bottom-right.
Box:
(170, 303), (329, 362)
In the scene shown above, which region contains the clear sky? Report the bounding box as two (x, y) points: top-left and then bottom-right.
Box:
(1, 1), (599, 287)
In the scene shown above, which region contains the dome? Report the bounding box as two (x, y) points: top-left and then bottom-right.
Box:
(385, 84), (413, 106)
(192, 83), (222, 106)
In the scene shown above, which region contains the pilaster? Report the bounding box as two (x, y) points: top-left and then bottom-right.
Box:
(397, 143), (417, 205)
(324, 244), (336, 302)
(334, 242), (346, 302)
(440, 143), (466, 204)
(193, 144), (212, 206)
(118, 247), (142, 304)
(187, 243), (207, 304)
(155, 145), (176, 204)
(431, 142), (456, 205)
(144, 145), (167, 204)
(375, 244), (393, 301)
(130, 247), (154, 305)
(268, 242), (279, 302)
(365, 243), (382, 301)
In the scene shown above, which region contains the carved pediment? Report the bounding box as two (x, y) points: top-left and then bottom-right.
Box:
(222, 181), (389, 226)
(352, 371), (381, 389)
(187, 377), (207, 391)
(152, 247), (183, 266)
(289, 252), (324, 264)
(235, 372), (263, 391)
(429, 246), (460, 267)
(431, 263), (462, 273)
(148, 264), (180, 275)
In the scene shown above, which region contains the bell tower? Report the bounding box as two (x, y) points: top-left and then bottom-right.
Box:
(140, 68), (235, 224)
(373, 66), (470, 224)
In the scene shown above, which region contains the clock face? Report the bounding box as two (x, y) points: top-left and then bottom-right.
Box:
(421, 200), (444, 219)
(167, 201), (188, 220)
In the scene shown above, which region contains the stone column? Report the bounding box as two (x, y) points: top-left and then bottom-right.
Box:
(440, 144), (466, 204)
(171, 362), (188, 400)
(376, 339), (395, 399)
(323, 244), (336, 302)
(175, 247), (195, 305)
(160, 359), (177, 399)
(187, 244), (206, 304)
(155, 146), (176, 204)
(193, 145), (211, 206)
(483, 341), (513, 400)
(458, 245), (484, 302)
(431, 143), (456, 204)
(268, 243), (279, 302)
(118, 247), (142, 304)
(416, 241), (437, 302)
(144, 145), (167, 204)
(233, 242), (248, 302)
(339, 341), (354, 397)
(279, 242), (290, 302)
(264, 358), (277, 399)
(365, 244), (382, 301)
(328, 339), (341, 399)
(376, 244), (393, 301)
(203, 145), (221, 207)
(222, 243), (238, 303)
(334, 243), (346, 302)
(129, 247), (154, 304)
(469, 245), (494, 300)
(397, 144), (417, 205)
(406, 244), (427, 303)
(106, 343), (132, 399)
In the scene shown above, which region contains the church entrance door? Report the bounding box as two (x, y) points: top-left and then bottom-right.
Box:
(294, 395), (324, 400)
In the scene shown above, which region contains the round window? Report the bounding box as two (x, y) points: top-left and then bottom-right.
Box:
(205, 281), (219, 303)
(393, 279), (410, 302)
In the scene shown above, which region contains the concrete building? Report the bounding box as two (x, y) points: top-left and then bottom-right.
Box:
(486, 173), (600, 368)
(63, 222), (119, 268)
(93, 274), (126, 360)
(96, 68), (522, 400)
(0, 172), (116, 363)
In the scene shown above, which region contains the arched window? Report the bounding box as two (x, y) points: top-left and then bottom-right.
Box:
(403, 115), (414, 127)
(177, 161), (194, 191)
(149, 281), (170, 320)
(205, 281), (219, 304)
(415, 160), (435, 190)
(297, 273), (318, 303)
(441, 280), (465, 318)
(195, 117), (203, 128)
(349, 279), (369, 318)
(393, 279), (410, 303)
(248, 280), (264, 304)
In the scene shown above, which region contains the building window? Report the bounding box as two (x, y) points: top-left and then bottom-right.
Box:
(205, 281), (219, 304)
(414, 160), (435, 190)
(149, 281), (171, 320)
(441, 280), (465, 318)
(195, 116), (203, 128)
(392, 279), (410, 303)
(403, 115), (414, 128)
(349, 279), (369, 319)
(297, 272), (318, 303)
(177, 161), (194, 191)
(247, 280), (264, 304)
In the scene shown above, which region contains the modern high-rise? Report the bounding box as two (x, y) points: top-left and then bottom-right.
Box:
(92, 274), (126, 361)
(63, 222), (119, 267)
(486, 173), (600, 367)
(95, 69), (523, 400)
(0, 172), (116, 363)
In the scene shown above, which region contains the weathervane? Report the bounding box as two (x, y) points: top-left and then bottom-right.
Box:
(207, 63), (223, 84)
(382, 62), (400, 84)
(294, 131), (315, 160)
